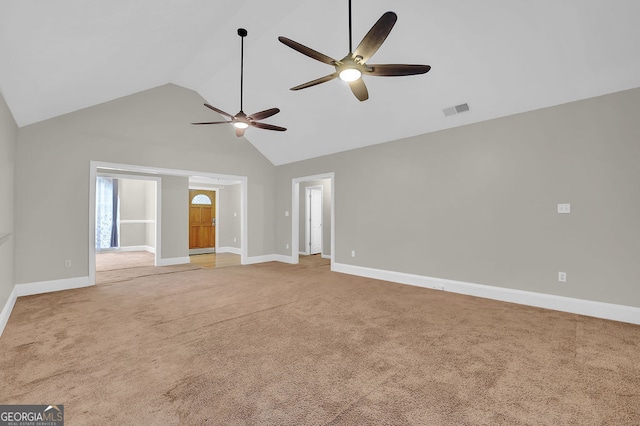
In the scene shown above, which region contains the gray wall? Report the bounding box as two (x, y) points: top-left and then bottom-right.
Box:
(298, 179), (331, 257)
(145, 181), (156, 248)
(118, 178), (155, 248)
(161, 176), (189, 259)
(0, 90), (17, 310)
(15, 84), (276, 284)
(276, 87), (640, 308)
(218, 184), (242, 249)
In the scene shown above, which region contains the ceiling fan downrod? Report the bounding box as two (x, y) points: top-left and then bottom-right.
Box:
(238, 28), (247, 112)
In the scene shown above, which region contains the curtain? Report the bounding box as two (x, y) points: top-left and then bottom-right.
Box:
(96, 177), (119, 250)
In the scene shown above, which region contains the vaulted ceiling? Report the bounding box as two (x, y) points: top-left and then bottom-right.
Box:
(1, 1), (639, 165)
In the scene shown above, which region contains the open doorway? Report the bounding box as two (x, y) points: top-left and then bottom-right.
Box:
(89, 161), (249, 285)
(188, 189), (217, 255)
(94, 173), (160, 272)
(292, 173), (335, 269)
(305, 185), (323, 255)
(188, 176), (243, 268)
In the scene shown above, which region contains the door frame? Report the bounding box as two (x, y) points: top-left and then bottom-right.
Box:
(304, 185), (323, 255)
(95, 172), (161, 266)
(188, 187), (218, 254)
(291, 173), (335, 270)
(89, 161), (248, 285)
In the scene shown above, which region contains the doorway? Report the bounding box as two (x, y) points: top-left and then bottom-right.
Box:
(89, 161), (250, 286)
(305, 186), (323, 255)
(189, 189), (216, 255)
(291, 173), (335, 269)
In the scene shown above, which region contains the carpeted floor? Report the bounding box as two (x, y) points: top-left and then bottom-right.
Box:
(96, 250), (155, 271)
(1, 256), (639, 425)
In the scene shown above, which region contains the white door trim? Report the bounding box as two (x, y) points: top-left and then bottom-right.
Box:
(187, 187), (218, 254)
(89, 161), (249, 285)
(95, 171), (161, 268)
(305, 185), (323, 255)
(291, 173), (335, 270)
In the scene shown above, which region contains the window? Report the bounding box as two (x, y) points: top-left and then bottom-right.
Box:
(96, 177), (119, 250)
(191, 194), (212, 205)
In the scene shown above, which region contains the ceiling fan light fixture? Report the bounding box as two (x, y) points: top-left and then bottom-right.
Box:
(339, 67), (362, 82)
(278, 3), (431, 102)
(191, 28), (286, 135)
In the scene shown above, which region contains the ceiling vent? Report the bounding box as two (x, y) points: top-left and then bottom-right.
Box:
(443, 103), (470, 117)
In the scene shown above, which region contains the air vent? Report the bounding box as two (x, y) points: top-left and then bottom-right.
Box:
(443, 103), (470, 117)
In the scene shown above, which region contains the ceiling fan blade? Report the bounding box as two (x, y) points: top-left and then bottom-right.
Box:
(191, 121), (231, 125)
(291, 72), (339, 91)
(248, 108), (280, 121)
(252, 122), (287, 132)
(204, 103), (235, 119)
(366, 64), (431, 76)
(349, 79), (369, 101)
(278, 36), (337, 65)
(235, 127), (246, 137)
(353, 11), (397, 63)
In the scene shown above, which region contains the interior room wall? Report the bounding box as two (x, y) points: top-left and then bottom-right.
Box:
(298, 179), (331, 257)
(218, 184), (241, 250)
(14, 83), (276, 285)
(276, 87), (640, 309)
(118, 178), (154, 249)
(145, 180), (156, 249)
(0, 90), (17, 312)
(161, 176), (189, 259)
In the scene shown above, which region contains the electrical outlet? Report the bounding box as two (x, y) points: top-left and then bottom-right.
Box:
(285, 211), (289, 217)
(286, 243), (290, 249)
(351, 250), (356, 257)
(558, 272), (567, 282)
(233, 237), (237, 243)
(557, 203), (571, 214)
(65, 260), (72, 268)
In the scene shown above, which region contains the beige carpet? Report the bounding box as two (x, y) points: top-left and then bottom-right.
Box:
(1, 256), (639, 425)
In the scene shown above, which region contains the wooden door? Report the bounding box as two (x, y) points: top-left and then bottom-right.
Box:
(189, 190), (216, 249)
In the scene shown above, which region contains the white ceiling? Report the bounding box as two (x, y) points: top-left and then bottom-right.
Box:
(1, 0), (640, 165)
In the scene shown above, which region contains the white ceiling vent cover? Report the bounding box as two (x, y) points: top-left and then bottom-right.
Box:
(443, 103), (470, 116)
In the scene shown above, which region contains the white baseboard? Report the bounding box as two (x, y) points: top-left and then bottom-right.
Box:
(244, 254), (297, 265)
(0, 286), (18, 337)
(332, 263), (640, 325)
(274, 255), (296, 264)
(2, 276), (93, 337)
(189, 248), (216, 255)
(118, 245), (155, 254)
(15, 276), (92, 297)
(157, 256), (190, 266)
(300, 251), (330, 258)
(217, 247), (242, 255)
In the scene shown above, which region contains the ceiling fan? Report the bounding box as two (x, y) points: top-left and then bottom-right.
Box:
(192, 28), (286, 137)
(278, 0), (431, 102)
